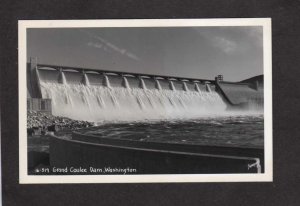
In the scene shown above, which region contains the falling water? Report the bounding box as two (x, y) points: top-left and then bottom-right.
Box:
(168, 97), (176, 107)
(182, 82), (189, 91)
(82, 73), (90, 86)
(122, 76), (130, 89)
(109, 91), (119, 107)
(58, 71), (67, 84)
(195, 83), (201, 93)
(169, 81), (176, 91)
(139, 78), (147, 89)
(136, 96), (145, 109)
(96, 96), (105, 108)
(40, 78), (227, 122)
(155, 79), (162, 90)
(146, 94), (155, 108)
(103, 75), (111, 88)
(206, 83), (212, 92)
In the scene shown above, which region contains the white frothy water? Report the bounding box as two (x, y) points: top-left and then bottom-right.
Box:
(122, 76), (130, 89)
(139, 78), (147, 90)
(83, 73), (90, 86)
(169, 81), (176, 91)
(40, 81), (227, 122)
(183, 82), (189, 91)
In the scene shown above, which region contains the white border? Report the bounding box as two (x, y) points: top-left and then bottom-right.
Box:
(19, 18), (272, 184)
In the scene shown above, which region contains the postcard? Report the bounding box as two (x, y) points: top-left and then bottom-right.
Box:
(19, 18), (272, 183)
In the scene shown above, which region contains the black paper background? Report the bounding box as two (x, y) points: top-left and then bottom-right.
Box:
(1, 0), (300, 205)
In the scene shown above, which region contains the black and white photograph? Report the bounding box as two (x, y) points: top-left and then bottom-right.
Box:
(19, 19), (272, 183)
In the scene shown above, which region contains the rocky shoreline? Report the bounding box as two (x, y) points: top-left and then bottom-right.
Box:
(27, 111), (94, 135)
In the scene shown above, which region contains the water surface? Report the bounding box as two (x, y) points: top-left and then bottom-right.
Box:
(81, 115), (264, 148)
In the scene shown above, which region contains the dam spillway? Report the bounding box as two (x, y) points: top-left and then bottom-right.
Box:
(27, 58), (264, 122)
(27, 59), (236, 122)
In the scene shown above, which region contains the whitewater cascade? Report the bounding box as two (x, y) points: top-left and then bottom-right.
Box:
(40, 78), (227, 122)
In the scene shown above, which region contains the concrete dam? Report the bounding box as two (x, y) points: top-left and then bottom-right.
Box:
(27, 57), (264, 174)
(27, 58), (263, 120)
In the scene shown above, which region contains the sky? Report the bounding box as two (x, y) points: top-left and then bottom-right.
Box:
(27, 26), (263, 82)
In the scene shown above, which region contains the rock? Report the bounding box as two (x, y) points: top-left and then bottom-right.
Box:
(28, 127), (42, 135)
(47, 124), (59, 132)
(27, 128), (34, 136)
(27, 111), (93, 133)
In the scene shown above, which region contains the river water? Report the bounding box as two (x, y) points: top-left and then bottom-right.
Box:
(80, 114), (264, 148)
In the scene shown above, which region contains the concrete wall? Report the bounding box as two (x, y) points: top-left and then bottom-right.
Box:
(27, 59), (42, 99)
(27, 98), (52, 114)
(72, 132), (264, 160)
(50, 135), (263, 174)
(216, 81), (263, 107)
